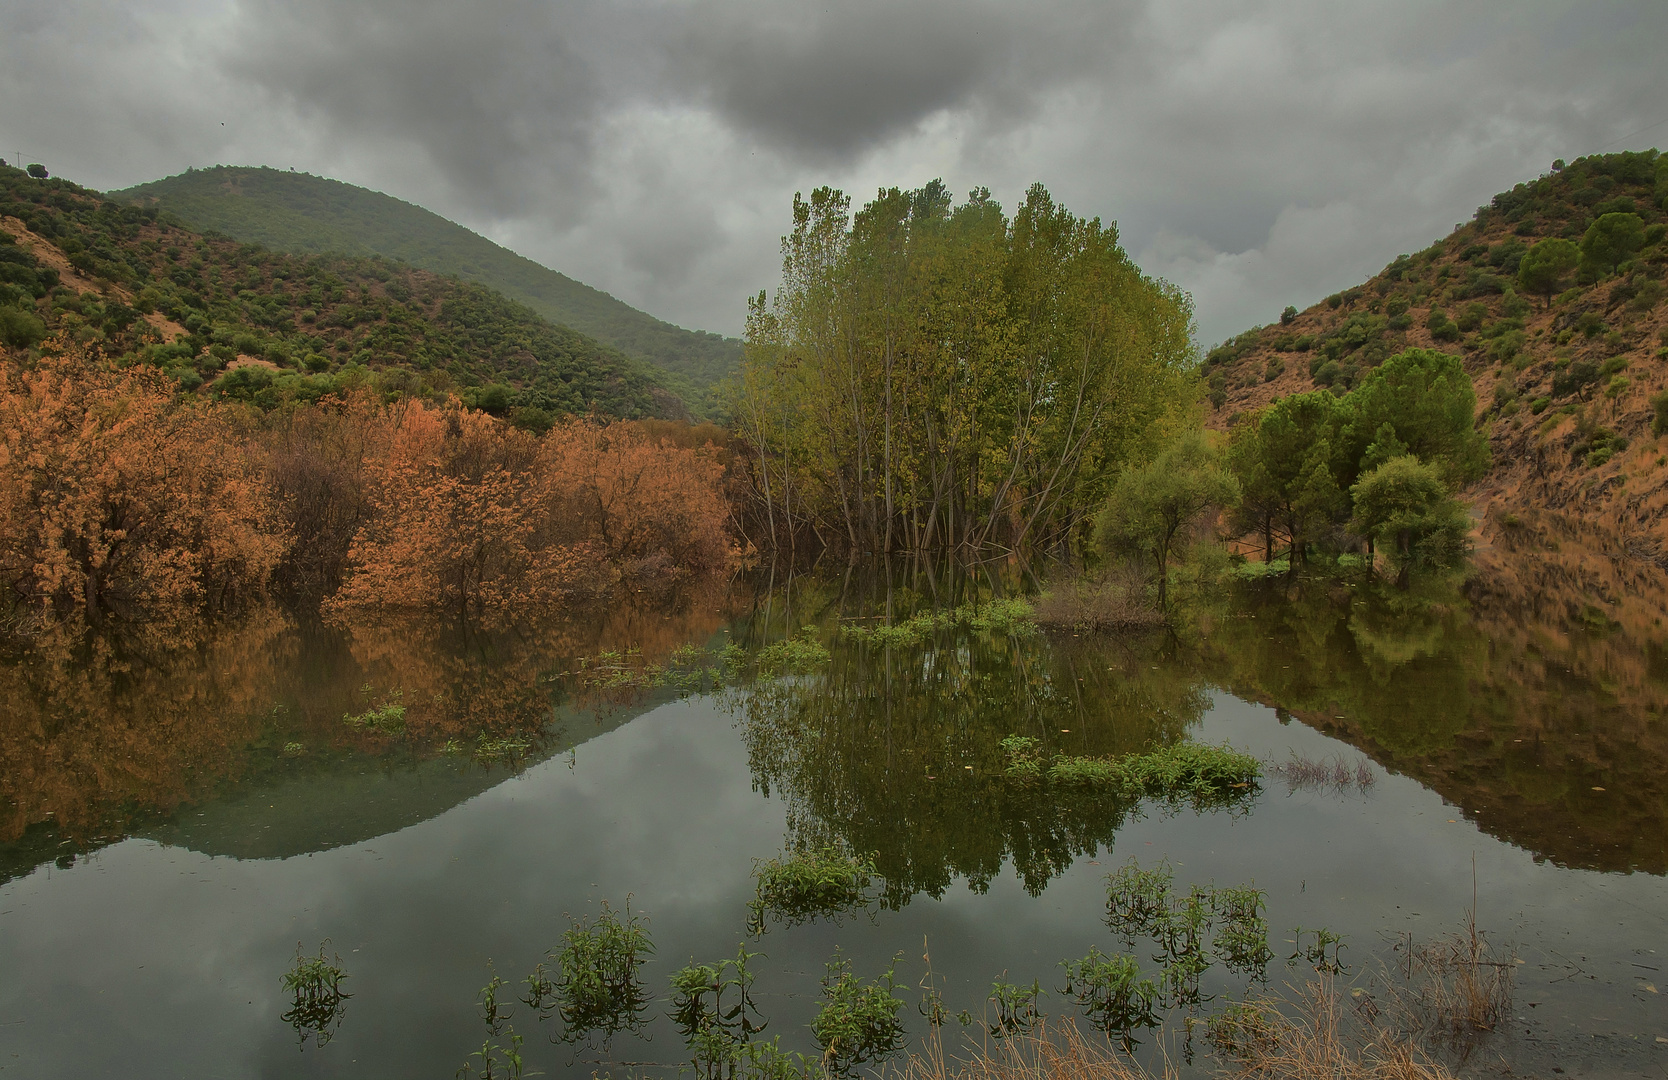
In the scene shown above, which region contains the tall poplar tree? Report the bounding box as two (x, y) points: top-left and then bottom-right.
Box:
(732, 182), (1197, 556)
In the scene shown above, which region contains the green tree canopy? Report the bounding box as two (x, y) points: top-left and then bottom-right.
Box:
(1580, 212), (1646, 277)
(1094, 432), (1238, 601)
(1225, 348), (1485, 571)
(1225, 391), (1347, 563)
(1515, 237), (1579, 308)
(1348, 456), (1471, 584)
(733, 181), (1197, 555)
(1341, 348), (1489, 487)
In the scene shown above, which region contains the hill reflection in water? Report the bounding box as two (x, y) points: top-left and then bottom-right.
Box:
(0, 591), (734, 882)
(2, 541), (1663, 891)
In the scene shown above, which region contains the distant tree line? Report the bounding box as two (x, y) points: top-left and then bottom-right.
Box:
(1100, 349), (1487, 589)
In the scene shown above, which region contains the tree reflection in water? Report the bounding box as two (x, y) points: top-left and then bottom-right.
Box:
(725, 562), (1230, 905)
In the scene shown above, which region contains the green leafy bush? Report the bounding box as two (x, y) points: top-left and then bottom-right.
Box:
(748, 847), (878, 931)
(811, 951), (905, 1077)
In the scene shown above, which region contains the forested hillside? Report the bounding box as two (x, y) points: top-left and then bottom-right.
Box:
(113, 166), (741, 414)
(1202, 150), (1668, 554)
(0, 164), (681, 423)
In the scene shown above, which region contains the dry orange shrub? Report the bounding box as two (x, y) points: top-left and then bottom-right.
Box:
(0, 345), (285, 616)
(325, 405), (735, 615)
(0, 347), (734, 619)
(540, 419), (733, 582)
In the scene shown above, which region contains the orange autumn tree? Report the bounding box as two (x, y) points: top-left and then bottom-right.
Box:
(328, 405), (735, 615)
(328, 401), (565, 613)
(0, 346), (286, 616)
(540, 420), (733, 581)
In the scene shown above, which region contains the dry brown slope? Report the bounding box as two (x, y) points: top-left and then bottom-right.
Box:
(1204, 151), (1668, 556)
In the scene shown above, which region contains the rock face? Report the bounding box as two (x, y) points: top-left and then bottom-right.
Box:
(1203, 151), (1668, 554)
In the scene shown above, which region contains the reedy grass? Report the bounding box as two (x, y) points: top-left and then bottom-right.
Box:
(841, 599), (1037, 648)
(1003, 738), (1261, 806)
(1267, 751), (1376, 796)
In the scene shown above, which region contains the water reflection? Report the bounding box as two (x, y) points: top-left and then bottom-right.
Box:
(3, 540), (1664, 897)
(1183, 524), (1668, 874)
(0, 591), (734, 881)
(725, 567), (1227, 904)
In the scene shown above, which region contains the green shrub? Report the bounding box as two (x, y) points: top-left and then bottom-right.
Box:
(1652, 390), (1668, 436)
(1426, 310), (1460, 342)
(812, 952), (905, 1077)
(0, 304), (46, 348)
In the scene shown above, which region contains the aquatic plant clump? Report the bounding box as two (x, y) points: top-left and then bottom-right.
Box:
(280, 941), (351, 1048)
(841, 599), (1037, 648)
(1058, 948), (1161, 1050)
(1002, 739), (1261, 805)
(748, 846), (880, 932)
(342, 692), (407, 734)
(524, 899), (653, 1046)
(754, 629), (833, 676)
(984, 978), (1047, 1040)
(460, 974), (526, 1080)
(1104, 860), (1175, 942)
(812, 950), (907, 1077)
(1093, 860), (1278, 1025)
(669, 944), (771, 1079)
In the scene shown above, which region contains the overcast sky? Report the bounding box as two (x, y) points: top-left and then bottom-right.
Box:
(4, 0), (1667, 345)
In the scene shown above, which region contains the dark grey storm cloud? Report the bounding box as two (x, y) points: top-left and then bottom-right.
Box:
(653, 0), (1136, 159)
(3, 0), (1667, 344)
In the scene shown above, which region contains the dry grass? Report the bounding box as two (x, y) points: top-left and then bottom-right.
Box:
(1034, 568), (1164, 632)
(1208, 980), (1455, 1080)
(1267, 751), (1376, 796)
(895, 1019), (1152, 1080)
(891, 982), (1459, 1080)
(1391, 906), (1514, 1041)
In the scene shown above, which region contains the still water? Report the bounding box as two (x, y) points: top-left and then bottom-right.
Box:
(1, 544), (1665, 1078)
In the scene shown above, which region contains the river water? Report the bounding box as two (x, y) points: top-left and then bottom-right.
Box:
(1, 545), (1664, 1078)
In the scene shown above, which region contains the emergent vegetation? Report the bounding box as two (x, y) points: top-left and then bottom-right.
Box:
(280, 942), (351, 1048)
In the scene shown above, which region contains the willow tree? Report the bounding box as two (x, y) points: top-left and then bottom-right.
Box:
(733, 182), (1196, 556)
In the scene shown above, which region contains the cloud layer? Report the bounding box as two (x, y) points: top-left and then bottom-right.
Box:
(3, 0), (1666, 343)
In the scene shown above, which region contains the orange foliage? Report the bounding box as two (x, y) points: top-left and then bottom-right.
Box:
(0, 346), (734, 620)
(540, 420), (734, 582)
(326, 406), (734, 614)
(0, 346), (285, 615)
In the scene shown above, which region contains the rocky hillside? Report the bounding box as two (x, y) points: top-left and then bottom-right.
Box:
(0, 164), (683, 423)
(1204, 150), (1668, 555)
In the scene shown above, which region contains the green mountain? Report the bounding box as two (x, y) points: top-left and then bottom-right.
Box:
(0, 164), (682, 421)
(113, 166), (741, 414)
